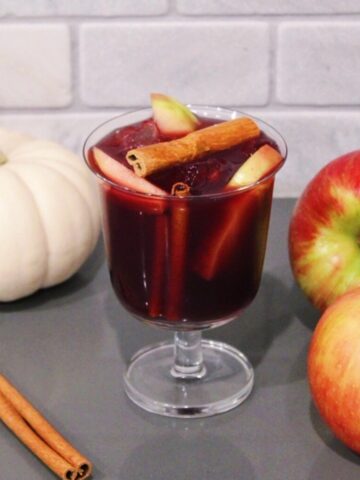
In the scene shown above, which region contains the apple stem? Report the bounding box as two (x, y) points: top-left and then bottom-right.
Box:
(0, 150), (7, 165)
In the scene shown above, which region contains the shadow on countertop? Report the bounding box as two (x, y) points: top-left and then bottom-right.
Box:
(289, 282), (320, 331)
(309, 402), (360, 465)
(118, 431), (255, 480)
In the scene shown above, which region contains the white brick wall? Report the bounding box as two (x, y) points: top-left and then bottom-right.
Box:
(1, 2), (360, 197)
(277, 23), (360, 105)
(80, 22), (270, 107)
(0, 0), (168, 16)
(0, 24), (71, 107)
(177, 1), (360, 15)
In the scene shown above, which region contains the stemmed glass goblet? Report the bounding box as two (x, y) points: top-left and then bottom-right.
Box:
(83, 106), (287, 417)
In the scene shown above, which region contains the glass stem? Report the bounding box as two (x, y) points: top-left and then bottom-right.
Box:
(171, 331), (206, 379)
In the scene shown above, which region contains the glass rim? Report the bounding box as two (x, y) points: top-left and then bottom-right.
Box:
(82, 105), (288, 201)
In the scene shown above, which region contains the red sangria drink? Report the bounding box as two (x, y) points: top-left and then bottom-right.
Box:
(84, 96), (287, 417)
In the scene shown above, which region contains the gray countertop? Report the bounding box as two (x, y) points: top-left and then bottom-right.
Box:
(0, 199), (359, 480)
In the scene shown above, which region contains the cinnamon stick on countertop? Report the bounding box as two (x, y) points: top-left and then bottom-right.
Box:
(0, 391), (77, 480)
(0, 374), (92, 480)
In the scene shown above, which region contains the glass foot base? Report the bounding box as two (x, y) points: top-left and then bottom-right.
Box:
(124, 339), (254, 418)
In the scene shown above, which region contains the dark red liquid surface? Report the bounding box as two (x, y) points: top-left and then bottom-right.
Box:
(90, 117), (281, 329)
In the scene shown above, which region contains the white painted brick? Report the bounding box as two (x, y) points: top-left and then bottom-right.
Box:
(0, 25), (71, 107)
(0, 0), (168, 16)
(260, 112), (360, 197)
(80, 22), (270, 107)
(277, 23), (360, 105)
(0, 113), (111, 156)
(177, 0), (360, 15)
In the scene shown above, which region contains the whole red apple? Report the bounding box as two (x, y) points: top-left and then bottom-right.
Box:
(289, 150), (360, 310)
(308, 287), (360, 454)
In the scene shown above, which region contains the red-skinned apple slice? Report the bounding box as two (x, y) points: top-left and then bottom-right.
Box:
(194, 144), (282, 280)
(92, 147), (167, 214)
(151, 93), (199, 138)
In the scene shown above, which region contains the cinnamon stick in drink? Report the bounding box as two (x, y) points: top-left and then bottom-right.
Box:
(0, 391), (77, 480)
(127, 117), (260, 177)
(165, 182), (190, 320)
(0, 374), (92, 480)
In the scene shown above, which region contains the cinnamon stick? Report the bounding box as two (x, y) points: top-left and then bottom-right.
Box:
(0, 374), (92, 480)
(0, 391), (76, 480)
(127, 117), (260, 177)
(165, 183), (190, 320)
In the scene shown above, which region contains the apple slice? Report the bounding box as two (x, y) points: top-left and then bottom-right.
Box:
(151, 93), (200, 138)
(193, 145), (282, 280)
(93, 147), (166, 196)
(228, 144), (282, 188)
(92, 147), (167, 214)
(193, 194), (256, 280)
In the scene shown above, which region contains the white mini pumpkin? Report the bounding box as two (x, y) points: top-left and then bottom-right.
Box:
(0, 128), (100, 301)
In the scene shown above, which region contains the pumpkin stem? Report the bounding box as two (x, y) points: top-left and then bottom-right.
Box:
(0, 150), (7, 165)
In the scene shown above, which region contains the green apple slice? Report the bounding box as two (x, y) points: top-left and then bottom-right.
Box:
(228, 144), (283, 188)
(151, 93), (200, 138)
(92, 147), (166, 197)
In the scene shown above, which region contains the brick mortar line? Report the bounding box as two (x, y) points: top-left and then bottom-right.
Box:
(1, 15), (360, 23)
(1, 106), (360, 115)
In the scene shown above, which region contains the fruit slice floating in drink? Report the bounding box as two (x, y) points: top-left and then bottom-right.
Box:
(227, 144), (283, 188)
(151, 93), (200, 138)
(93, 147), (166, 197)
(91, 147), (167, 214)
(194, 145), (283, 280)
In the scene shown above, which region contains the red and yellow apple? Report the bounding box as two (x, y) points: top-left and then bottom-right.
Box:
(308, 287), (360, 454)
(289, 150), (360, 311)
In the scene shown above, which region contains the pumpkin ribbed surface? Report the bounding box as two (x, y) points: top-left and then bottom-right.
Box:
(0, 129), (100, 301)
